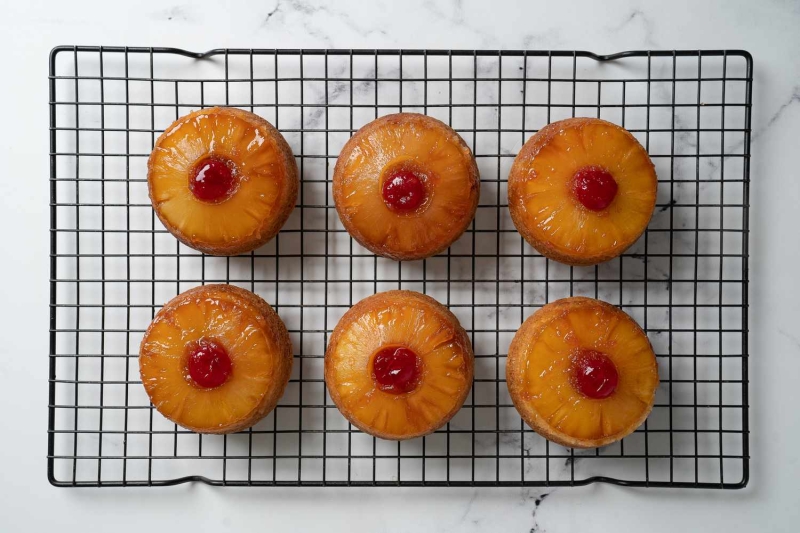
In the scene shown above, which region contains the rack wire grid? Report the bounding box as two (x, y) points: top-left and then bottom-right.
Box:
(49, 47), (752, 488)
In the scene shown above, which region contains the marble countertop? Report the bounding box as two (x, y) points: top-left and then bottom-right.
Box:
(1, 0), (799, 530)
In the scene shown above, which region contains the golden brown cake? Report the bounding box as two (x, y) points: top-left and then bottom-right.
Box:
(506, 297), (659, 448)
(148, 107), (298, 256)
(333, 113), (480, 261)
(139, 284), (293, 434)
(507, 117), (657, 265)
(325, 290), (473, 440)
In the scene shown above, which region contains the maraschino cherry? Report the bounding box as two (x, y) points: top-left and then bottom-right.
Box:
(572, 165), (618, 211)
(189, 157), (237, 203)
(186, 338), (233, 389)
(570, 349), (619, 399)
(382, 169), (426, 213)
(372, 346), (421, 394)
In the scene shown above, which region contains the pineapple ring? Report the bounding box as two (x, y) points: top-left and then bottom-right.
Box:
(333, 113), (480, 261)
(325, 291), (474, 440)
(148, 107), (298, 256)
(507, 297), (659, 448)
(139, 285), (293, 434)
(508, 117), (658, 265)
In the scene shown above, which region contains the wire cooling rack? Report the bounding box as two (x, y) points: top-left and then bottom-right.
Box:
(49, 47), (751, 488)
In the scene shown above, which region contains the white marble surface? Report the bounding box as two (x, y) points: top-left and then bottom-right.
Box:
(1, 0), (799, 530)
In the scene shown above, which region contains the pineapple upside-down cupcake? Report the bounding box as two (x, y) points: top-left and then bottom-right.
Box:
(506, 297), (659, 448)
(325, 291), (473, 440)
(508, 118), (657, 266)
(139, 284), (293, 434)
(333, 113), (480, 261)
(148, 107), (298, 256)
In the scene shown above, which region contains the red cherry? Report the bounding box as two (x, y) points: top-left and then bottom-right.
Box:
(381, 169), (426, 212)
(186, 338), (232, 389)
(571, 166), (618, 211)
(189, 157), (236, 203)
(570, 349), (619, 399)
(371, 346), (421, 394)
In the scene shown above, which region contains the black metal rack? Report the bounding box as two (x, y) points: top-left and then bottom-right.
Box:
(49, 47), (751, 488)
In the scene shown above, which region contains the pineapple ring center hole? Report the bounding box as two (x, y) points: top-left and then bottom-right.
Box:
(569, 349), (618, 399)
(370, 345), (422, 394)
(185, 338), (233, 389)
(189, 156), (239, 203)
(381, 165), (429, 213)
(571, 165), (618, 211)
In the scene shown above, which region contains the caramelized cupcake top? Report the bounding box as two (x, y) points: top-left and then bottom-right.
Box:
(326, 290), (474, 440)
(333, 113), (480, 261)
(148, 107), (298, 256)
(508, 118), (657, 265)
(507, 297), (659, 448)
(140, 284), (293, 434)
